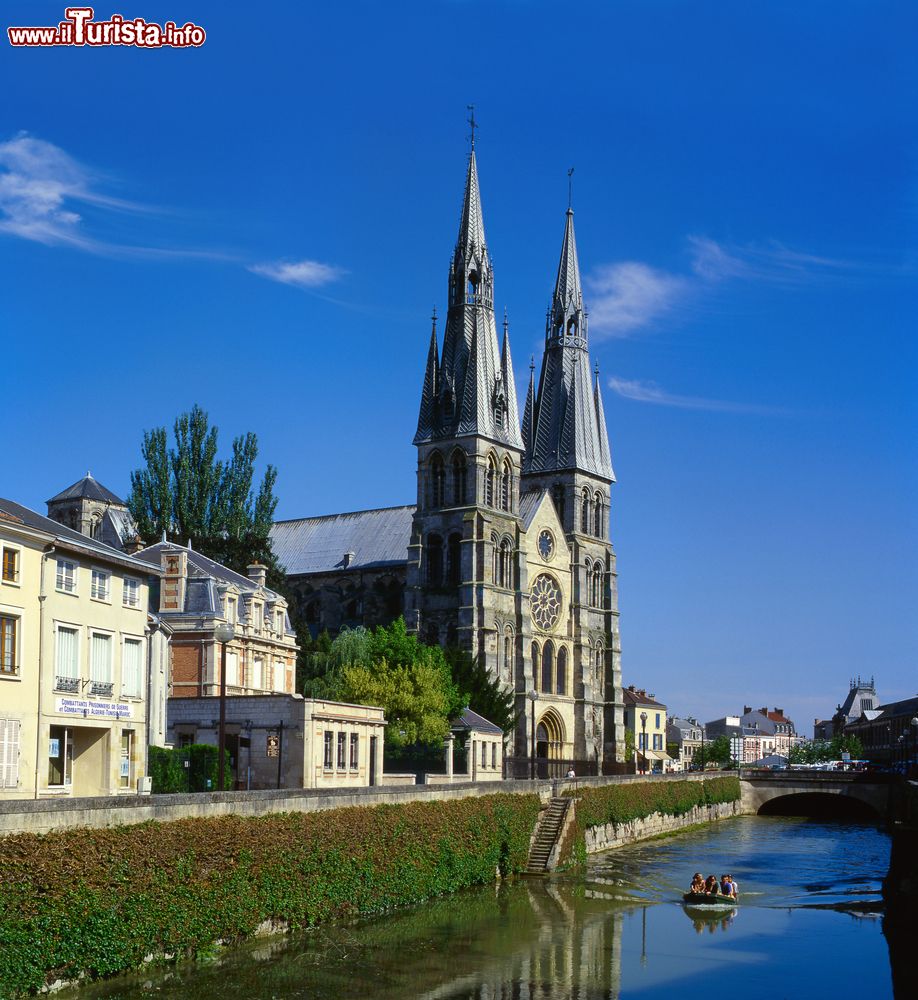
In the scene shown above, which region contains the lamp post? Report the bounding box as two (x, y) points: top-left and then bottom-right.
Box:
(640, 711), (647, 775)
(214, 622), (235, 791)
(528, 689), (539, 780)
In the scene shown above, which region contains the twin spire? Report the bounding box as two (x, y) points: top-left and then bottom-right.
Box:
(415, 134), (613, 483)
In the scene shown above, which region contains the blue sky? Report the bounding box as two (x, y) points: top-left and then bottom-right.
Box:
(3, 1), (916, 729)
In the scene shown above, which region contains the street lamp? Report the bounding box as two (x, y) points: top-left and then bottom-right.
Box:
(214, 622), (235, 791)
(528, 689), (539, 780)
(640, 711), (648, 775)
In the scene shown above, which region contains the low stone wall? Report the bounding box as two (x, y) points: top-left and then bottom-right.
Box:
(584, 798), (745, 853)
(0, 779), (556, 837)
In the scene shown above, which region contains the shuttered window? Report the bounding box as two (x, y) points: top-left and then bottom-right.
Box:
(90, 633), (112, 686)
(56, 626), (79, 679)
(0, 719), (21, 789)
(122, 638), (142, 697)
(0, 616), (17, 675)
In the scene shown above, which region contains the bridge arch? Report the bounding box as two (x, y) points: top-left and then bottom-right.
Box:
(756, 791), (881, 821)
(740, 774), (890, 823)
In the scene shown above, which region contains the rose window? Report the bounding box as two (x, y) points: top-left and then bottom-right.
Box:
(530, 574), (561, 631)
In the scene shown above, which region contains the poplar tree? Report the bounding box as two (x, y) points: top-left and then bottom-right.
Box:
(127, 405), (280, 579)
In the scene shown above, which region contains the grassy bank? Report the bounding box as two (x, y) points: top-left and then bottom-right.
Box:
(562, 777), (741, 863)
(0, 793), (540, 998)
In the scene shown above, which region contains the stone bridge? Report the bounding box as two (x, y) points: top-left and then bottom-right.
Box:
(740, 770), (898, 821)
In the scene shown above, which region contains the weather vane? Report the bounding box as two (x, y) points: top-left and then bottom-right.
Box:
(467, 105), (478, 148)
(568, 167), (575, 209)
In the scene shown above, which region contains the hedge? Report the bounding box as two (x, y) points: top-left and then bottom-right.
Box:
(148, 744), (232, 793)
(563, 777), (741, 864)
(0, 793), (540, 998)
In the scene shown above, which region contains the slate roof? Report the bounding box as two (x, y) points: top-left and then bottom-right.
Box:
(47, 473), (125, 506)
(271, 505), (415, 575)
(451, 707), (504, 736)
(522, 209), (615, 482)
(132, 542), (266, 594)
(0, 497), (156, 574)
(623, 687), (667, 710)
(519, 489), (547, 530)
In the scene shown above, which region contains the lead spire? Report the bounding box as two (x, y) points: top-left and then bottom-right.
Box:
(550, 203), (584, 338)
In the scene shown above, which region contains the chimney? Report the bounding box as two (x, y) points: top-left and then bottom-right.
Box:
(343, 551), (355, 568)
(774, 707), (783, 716)
(160, 547), (187, 613)
(123, 535), (145, 555)
(743, 706), (752, 715)
(247, 563), (267, 588)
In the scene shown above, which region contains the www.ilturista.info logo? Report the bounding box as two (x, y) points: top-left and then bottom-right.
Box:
(8, 7), (205, 47)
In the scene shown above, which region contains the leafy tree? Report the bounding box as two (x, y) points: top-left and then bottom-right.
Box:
(624, 728), (635, 764)
(789, 735), (865, 765)
(694, 735), (731, 769)
(317, 619), (466, 748)
(444, 648), (517, 735)
(127, 405), (279, 578)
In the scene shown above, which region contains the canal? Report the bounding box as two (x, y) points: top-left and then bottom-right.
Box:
(75, 816), (894, 999)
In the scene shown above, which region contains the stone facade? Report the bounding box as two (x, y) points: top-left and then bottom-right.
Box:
(583, 798), (745, 854)
(167, 693), (386, 790)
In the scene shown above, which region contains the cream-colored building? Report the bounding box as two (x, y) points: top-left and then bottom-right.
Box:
(0, 498), (161, 799)
(623, 686), (670, 774)
(167, 694), (386, 789)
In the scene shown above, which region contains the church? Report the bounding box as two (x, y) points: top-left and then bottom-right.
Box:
(272, 140), (626, 769)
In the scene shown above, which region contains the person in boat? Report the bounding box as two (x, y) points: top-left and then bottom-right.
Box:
(720, 874), (738, 898)
(689, 873), (705, 894)
(704, 875), (719, 895)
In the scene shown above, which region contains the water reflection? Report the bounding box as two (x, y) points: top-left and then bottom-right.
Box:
(74, 818), (893, 1000)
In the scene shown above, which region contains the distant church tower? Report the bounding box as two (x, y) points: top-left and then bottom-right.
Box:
(405, 138), (525, 664)
(521, 203), (624, 765)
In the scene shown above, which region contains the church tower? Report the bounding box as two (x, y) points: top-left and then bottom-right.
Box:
(405, 139), (525, 680)
(521, 203), (625, 767)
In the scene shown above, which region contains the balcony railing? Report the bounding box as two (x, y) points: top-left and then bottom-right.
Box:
(55, 676), (80, 693)
(90, 681), (114, 697)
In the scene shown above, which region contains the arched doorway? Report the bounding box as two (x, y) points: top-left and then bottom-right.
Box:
(535, 710), (566, 778)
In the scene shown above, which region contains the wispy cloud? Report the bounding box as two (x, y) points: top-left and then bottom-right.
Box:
(608, 376), (785, 415)
(247, 259), (344, 289)
(688, 235), (859, 283)
(585, 262), (689, 337)
(0, 132), (132, 250)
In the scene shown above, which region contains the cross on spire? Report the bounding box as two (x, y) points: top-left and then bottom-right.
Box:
(567, 167), (574, 211)
(467, 105), (478, 149)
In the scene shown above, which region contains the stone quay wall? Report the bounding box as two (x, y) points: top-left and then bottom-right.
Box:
(583, 798), (747, 854)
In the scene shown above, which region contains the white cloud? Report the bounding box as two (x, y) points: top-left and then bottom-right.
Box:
(248, 259), (344, 289)
(688, 236), (751, 281)
(608, 376), (783, 415)
(0, 132), (105, 248)
(585, 261), (688, 338)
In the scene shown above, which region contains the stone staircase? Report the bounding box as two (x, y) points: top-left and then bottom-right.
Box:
(525, 797), (572, 875)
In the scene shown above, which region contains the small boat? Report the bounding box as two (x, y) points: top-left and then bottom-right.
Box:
(683, 892), (739, 906)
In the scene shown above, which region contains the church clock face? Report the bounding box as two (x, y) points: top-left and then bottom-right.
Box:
(538, 529), (555, 561)
(530, 574), (562, 631)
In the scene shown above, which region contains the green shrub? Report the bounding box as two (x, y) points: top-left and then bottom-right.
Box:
(148, 745), (231, 793)
(0, 793), (539, 998)
(562, 777), (740, 864)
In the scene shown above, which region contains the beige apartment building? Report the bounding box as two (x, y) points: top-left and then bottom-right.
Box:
(0, 498), (160, 799)
(623, 686), (670, 774)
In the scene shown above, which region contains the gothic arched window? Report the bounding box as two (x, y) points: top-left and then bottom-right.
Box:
(541, 640), (554, 695)
(485, 454), (498, 508)
(531, 642), (541, 692)
(593, 491), (604, 537)
(426, 534), (443, 586)
(430, 453), (445, 508)
(447, 533), (462, 586)
(500, 460), (512, 512)
(552, 484), (565, 525)
(491, 533), (500, 586)
(467, 269), (479, 303)
(556, 646), (568, 696)
(503, 626), (514, 682)
(581, 489), (590, 533)
(584, 560), (593, 607)
(594, 643), (605, 693)
(451, 450), (467, 505)
(499, 537), (513, 589)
